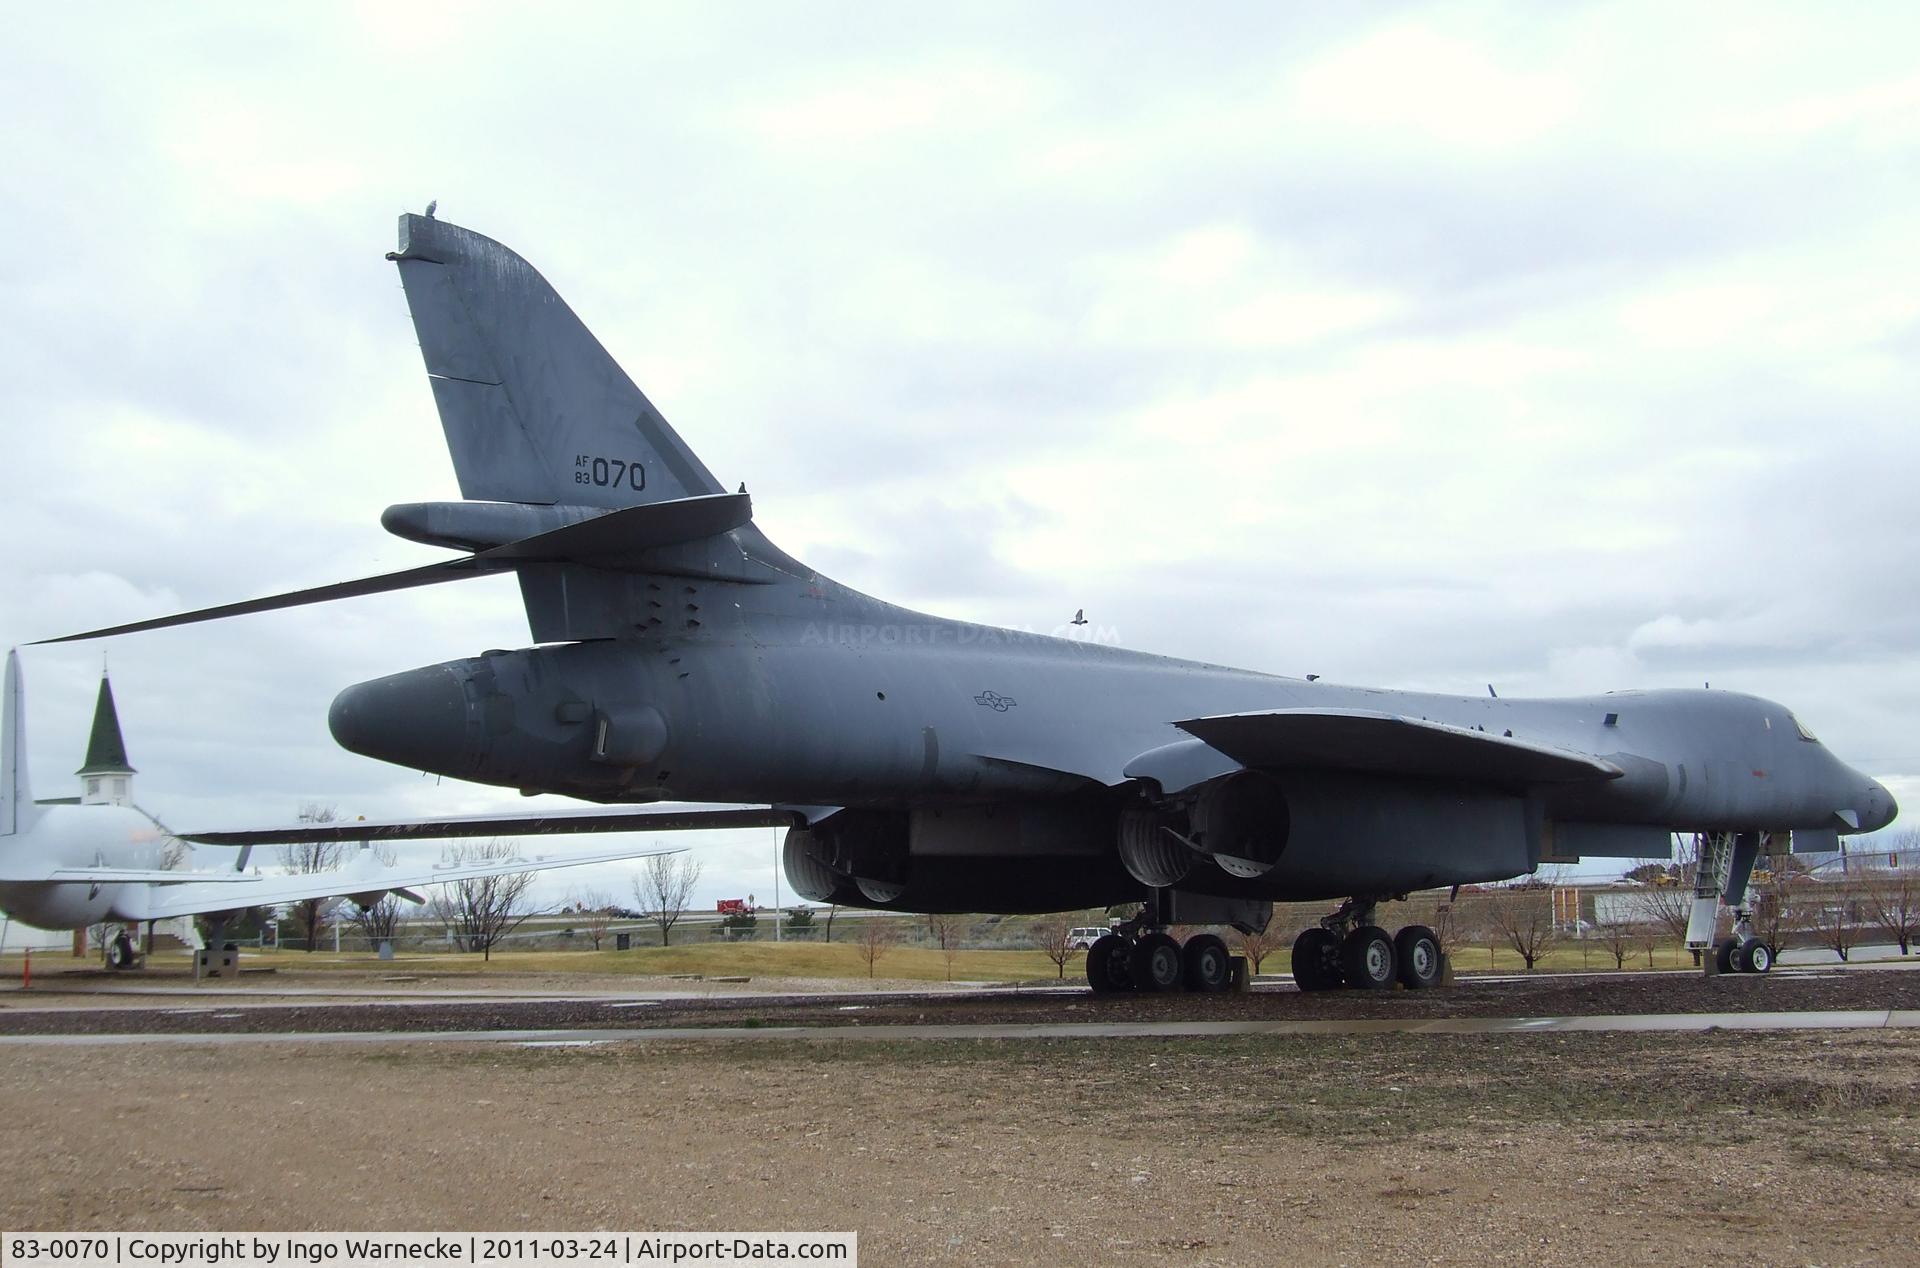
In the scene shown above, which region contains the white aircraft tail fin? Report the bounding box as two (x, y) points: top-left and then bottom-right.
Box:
(2, 649), (38, 837)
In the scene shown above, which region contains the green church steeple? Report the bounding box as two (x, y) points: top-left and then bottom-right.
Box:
(76, 674), (135, 782)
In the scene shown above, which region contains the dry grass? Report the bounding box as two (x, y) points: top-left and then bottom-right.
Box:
(2, 933), (1894, 985)
(0, 941), (1084, 983)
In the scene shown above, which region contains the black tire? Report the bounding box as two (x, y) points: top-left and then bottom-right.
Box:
(1130, 932), (1184, 992)
(1182, 933), (1232, 993)
(1086, 934), (1133, 993)
(105, 934), (133, 970)
(1740, 937), (1773, 974)
(1714, 937), (1740, 975)
(1395, 924), (1442, 989)
(1341, 925), (1397, 990)
(1291, 927), (1341, 992)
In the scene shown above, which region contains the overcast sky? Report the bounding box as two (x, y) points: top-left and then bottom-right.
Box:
(3, 2), (1915, 922)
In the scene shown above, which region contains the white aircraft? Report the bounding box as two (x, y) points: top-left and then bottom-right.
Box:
(0, 649), (777, 965)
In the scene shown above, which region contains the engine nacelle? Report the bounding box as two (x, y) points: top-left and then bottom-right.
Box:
(782, 804), (1139, 914)
(1175, 770), (1533, 901)
(1190, 771), (1291, 878)
(1116, 805), (1196, 886)
(0, 881), (118, 930)
(781, 827), (865, 905)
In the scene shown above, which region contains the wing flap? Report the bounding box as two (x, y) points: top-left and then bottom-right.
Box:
(1173, 708), (1620, 786)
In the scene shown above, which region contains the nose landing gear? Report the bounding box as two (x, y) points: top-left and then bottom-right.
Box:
(1693, 831), (1777, 975)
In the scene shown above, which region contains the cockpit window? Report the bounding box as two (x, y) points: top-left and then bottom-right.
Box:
(1790, 714), (1819, 743)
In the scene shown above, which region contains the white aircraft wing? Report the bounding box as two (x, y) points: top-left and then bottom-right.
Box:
(177, 803), (796, 847)
(111, 842), (685, 922)
(36, 867), (259, 885)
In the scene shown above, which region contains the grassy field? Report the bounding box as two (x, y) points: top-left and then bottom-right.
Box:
(0, 940), (1085, 983)
(0, 935), (1798, 981)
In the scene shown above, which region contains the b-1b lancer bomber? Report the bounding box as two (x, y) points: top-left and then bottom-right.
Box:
(48, 214), (1897, 994)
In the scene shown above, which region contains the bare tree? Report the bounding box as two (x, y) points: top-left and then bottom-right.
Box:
(1234, 924), (1282, 974)
(1805, 887), (1861, 962)
(1430, 900), (1462, 953)
(1596, 919), (1637, 970)
(428, 841), (539, 961)
(823, 904), (839, 943)
(156, 832), (189, 872)
(350, 893), (412, 950)
(570, 887), (616, 951)
(855, 918), (898, 978)
(929, 913), (968, 981)
(1443, 898), (1487, 968)
(1489, 885), (1559, 971)
(1635, 877), (1703, 967)
(280, 803), (344, 952)
(634, 854), (703, 946)
(1751, 866), (1804, 956)
(1035, 915), (1076, 979)
(1862, 833), (1919, 955)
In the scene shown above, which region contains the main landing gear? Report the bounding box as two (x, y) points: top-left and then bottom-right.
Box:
(1290, 899), (1446, 992)
(103, 926), (139, 970)
(1086, 929), (1234, 994)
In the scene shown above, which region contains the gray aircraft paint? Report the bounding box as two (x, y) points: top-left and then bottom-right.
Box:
(44, 215), (1897, 917)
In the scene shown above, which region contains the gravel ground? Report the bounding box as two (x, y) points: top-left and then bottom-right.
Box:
(0, 1029), (1913, 1265)
(0, 965), (1915, 1036)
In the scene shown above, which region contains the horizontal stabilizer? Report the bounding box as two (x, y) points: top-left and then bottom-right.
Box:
(36, 493), (754, 644)
(484, 492), (752, 565)
(1174, 708), (1621, 786)
(180, 802), (795, 847)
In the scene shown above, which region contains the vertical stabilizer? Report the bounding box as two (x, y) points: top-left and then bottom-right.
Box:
(387, 213), (727, 510)
(2, 650), (35, 836)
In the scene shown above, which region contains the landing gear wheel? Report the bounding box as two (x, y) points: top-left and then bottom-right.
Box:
(1738, 937), (1773, 974)
(1291, 927), (1342, 992)
(1181, 934), (1231, 993)
(1130, 932), (1184, 992)
(1341, 925), (1397, 990)
(1714, 937), (1740, 975)
(1086, 934), (1134, 993)
(105, 932), (134, 971)
(1394, 925), (1442, 989)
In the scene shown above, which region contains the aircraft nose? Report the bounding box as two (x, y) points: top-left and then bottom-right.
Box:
(328, 664), (477, 777)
